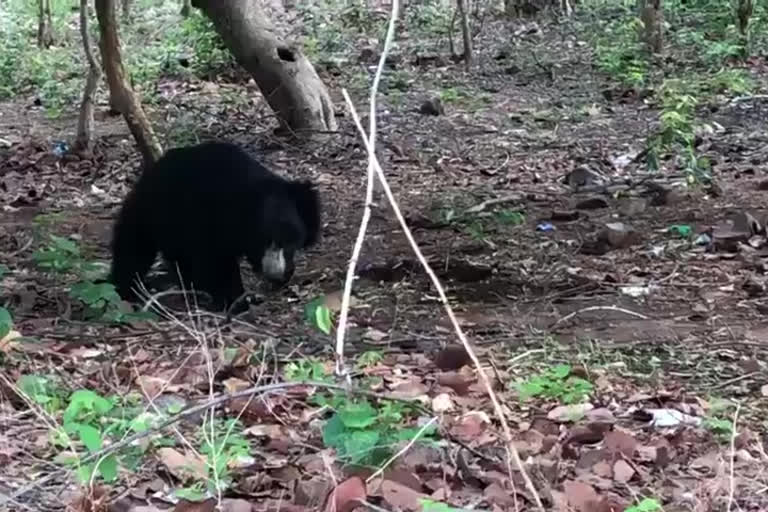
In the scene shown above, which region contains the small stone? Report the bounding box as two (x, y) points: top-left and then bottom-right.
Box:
(598, 222), (640, 249)
(419, 97), (444, 116)
(575, 196), (609, 210)
(617, 197), (647, 216)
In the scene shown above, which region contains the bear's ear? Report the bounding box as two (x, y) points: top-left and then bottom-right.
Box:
(291, 180), (321, 247)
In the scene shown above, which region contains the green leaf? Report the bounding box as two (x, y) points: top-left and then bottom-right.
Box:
(64, 390), (114, 423)
(338, 400), (377, 429)
(550, 364), (571, 380)
(0, 307), (12, 340)
(96, 454), (118, 482)
(76, 463), (95, 485)
(322, 414), (347, 450)
(343, 430), (380, 464)
(314, 304), (333, 335)
(77, 424), (103, 452)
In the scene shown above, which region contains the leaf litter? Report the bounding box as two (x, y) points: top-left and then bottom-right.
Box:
(1, 6), (768, 512)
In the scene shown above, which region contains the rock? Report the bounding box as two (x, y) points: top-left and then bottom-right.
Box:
(712, 212), (762, 252)
(617, 197), (647, 216)
(551, 210), (580, 221)
(419, 97), (444, 116)
(563, 166), (605, 188)
(575, 196), (609, 210)
(598, 222), (640, 249)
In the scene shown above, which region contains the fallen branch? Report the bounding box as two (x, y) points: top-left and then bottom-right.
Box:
(340, 91), (545, 512)
(550, 305), (650, 329)
(333, 0), (400, 380)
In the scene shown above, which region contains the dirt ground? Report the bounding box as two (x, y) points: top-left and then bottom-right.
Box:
(1, 12), (768, 512)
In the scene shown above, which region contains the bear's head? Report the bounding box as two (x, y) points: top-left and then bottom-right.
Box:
(249, 180), (321, 287)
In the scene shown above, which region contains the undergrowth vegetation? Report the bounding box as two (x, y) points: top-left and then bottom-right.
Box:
(1, 0), (766, 509)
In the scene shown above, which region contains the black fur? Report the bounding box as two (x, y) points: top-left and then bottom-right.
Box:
(109, 141), (321, 313)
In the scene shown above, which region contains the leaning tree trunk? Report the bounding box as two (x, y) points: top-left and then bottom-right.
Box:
(75, 0), (101, 153)
(94, 0), (162, 166)
(191, 0), (336, 137)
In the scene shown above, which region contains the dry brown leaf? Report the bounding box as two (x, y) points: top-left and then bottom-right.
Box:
(223, 377), (252, 393)
(324, 476), (366, 512)
(563, 480), (600, 512)
(381, 479), (429, 512)
(449, 411), (490, 442)
(603, 430), (637, 459)
(220, 499), (254, 512)
(613, 459), (635, 483)
(157, 447), (207, 481)
(548, 403), (594, 422)
(296, 477), (334, 506)
(431, 393), (454, 412)
(135, 375), (175, 400)
(514, 429), (545, 458)
(483, 482), (516, 507)
(436, 372), (475, 395)
(323, 290), (358, 311)
(390, 377), (429, 399)
(0, 329), (22, 353)
(383, 469), (423, 492)
(174, 498), (217, 512)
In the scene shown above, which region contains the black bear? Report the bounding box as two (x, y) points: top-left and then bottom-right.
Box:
(108, 141), (321, 313)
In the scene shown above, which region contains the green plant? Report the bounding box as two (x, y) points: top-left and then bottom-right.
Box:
(55, 390), (123, 484)
(357, 350), (384, 368)
(17, 374), (68, 414)
(703, 398), (737, 441)
(495, 209), (525, 226)
(646, 79), (711, 184)
(516, 364), (594, 404)
(284, 357), (332, 382)
(304, 297), (334, 335)
(626, 497), (662, 512)
(592, 17), (649, 87)
(320, 397), (437, 467)
(176, 418), (251, 499)
(32, 234), (82, 274)
(32, 234), (154, 324)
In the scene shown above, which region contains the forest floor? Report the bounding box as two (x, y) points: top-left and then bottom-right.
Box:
(1, 7), (768, 512)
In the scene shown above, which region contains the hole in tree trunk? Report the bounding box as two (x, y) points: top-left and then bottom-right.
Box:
(277, 47), (296, 62)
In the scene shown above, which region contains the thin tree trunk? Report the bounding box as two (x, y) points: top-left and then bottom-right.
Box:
(122, 0), (132, 20)
(75, 0), (101, 153)
(180, 0), (192, 17)
(638, 0), (663, 54)
(37, 0), (54, 48)
(734, 0), (753, 55)
(455, 0), (472, 70)
(192, 0), (336, 137)
(94, 0), (163, 166)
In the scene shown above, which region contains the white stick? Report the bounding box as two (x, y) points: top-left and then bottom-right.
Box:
(340, 91), (545, 512)
(334, 0), (400, 379)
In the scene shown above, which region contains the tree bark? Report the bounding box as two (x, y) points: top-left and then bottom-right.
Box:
(121, 0), (132, 20)
(191, 0), (336, 137)
(734, 0), (753, 55)
(456, 0), (473, 70)
(180, 0), (192, 17)
(94, 0), (163, 166)
(37, 0), (54, 48)
(638, 0), (663, 54)
(75, 0), (101, 153)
